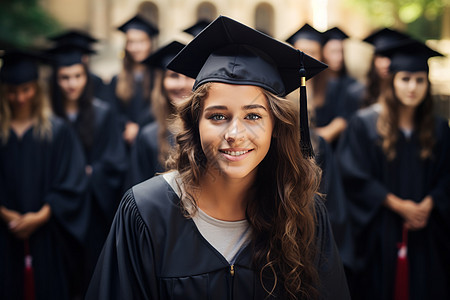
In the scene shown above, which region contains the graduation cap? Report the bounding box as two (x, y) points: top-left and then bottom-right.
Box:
(117, 15), (159, 37)
(183, 19), (211, 37)
(144, 41), (185, 70)
(168, 16), (327, 157)
(0, 50), (46, 85)
(49, 29), (98, 49)
(323, 27), (348, 44)
(363, 28), (410, 54)
(286, 24), (324, 46)
(377, 38), (443, 73)
(46, 42), (95, 67)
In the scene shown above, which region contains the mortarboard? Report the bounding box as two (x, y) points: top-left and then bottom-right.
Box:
(377, 38), (443, 73)
(286, 24), (324, 46)
(168, 16), (327, 157)
(49, 29), (98, 49)
(0, 50), (47, 85)
(183, 19), (211, 37)
(117, 15), (159, 37)
(322, 27), (348, 45)
(363, 28), (410, 54)
(46, 42), (95, 67)
(145, 41), (185, 70)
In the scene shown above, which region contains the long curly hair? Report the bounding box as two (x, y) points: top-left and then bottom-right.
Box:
(168, 82), (321, 299)
(0, 81), (52, 144)
(377, 73), (435, 161)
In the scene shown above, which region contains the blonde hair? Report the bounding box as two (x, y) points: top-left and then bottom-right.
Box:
(0, 81), (52, 144)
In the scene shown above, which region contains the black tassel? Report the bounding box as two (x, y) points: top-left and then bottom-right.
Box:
(299, 51), (314, 158)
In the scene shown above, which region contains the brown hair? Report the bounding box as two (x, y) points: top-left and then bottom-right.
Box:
(168, 83), (321, 299)
(0, 81), (52, 144)
(150, 69), (177, 166)
(115, 52), (152, 103)
(377, 73), (435, 161)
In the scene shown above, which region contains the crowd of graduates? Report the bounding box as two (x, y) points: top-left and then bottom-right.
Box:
(0, 11), (449, 300)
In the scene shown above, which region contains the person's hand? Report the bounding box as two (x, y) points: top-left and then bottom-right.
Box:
(86, 165), (93, 176)
(404, 196), (434, 230)
(384, 193), (427, 230)
(8, 204), (51, 240)
(0, 206), (22, 223)
(123, 122), (139, 145)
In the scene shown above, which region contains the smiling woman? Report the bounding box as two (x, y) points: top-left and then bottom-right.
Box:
(199, 83), (274, 182)
(86, 16), (350, 300)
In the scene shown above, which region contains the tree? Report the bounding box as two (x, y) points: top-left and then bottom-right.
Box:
(344, 0), (449, 40)
(0, 0), (60, 48)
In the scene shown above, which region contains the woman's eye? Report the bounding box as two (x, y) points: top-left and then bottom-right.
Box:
(401, 77), (410, 82)
(208, 114), (226, 121)
(416, 77), (425, 84)
(245, 113), (261, 120)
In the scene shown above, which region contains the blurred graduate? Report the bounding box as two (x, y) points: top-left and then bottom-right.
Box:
(0, 50), (88, 300)
(48, 41), (128, 294)
(127, 41), (194, 187)
(107, 15), (159, 146)
(337, 38), (450, 299)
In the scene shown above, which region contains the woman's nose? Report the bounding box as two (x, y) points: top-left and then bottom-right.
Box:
(224, 119), (245, 143)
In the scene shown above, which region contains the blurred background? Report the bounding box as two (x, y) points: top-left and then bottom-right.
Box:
(1, 0), (449, 117)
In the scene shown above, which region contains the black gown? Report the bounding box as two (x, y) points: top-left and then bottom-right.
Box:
(315, 75), (364, 149)
(127, 122), (175, 188)
(337, 105), (450, 300)
(315, 135), (354, 271)
(70, 99), (128, 282)
(90, 72), (109, 103)
(107, 73), (155, 132)
(315, 75), (363, 128)
(86, 175), (350, 299)
(0, 116), (88, 300)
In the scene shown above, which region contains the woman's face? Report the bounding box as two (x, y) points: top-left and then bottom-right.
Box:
(394, 71), (429, 108)
(198, 83), (274, 181)
(6, 81), (37, 112)
(374, 55), (391, 79)
(163, 70), (195, 105)
(125, 29), (152, 63)
(323, 39), (344, 72)
(57, 64), (87, 103)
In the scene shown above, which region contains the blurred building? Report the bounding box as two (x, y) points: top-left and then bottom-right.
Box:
(41, 0), (450, 104)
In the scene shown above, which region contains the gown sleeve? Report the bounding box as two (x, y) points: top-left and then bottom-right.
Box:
(106, 75), (127, 131)
(316, 136), (354, 270)
(428, 121), (450, 228)
(44, 121), (89, 243)
(85, 189), (159, 300)
(337, 113), (390, 230)
(315, 199), (351, 300)
(127, 124), (161, 188)
(90, 104), (128, 221)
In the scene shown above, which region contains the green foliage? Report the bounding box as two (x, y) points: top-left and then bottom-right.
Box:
(344, 0), (447, 39)
(0, 0), (61, 48)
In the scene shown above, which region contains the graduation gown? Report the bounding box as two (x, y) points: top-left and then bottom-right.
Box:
(70, 99), (128, 277)
(107, 74), (155, 132)
(315, 75), (363, 128)
(127, 122), (174, 188)
(315, 135), (354, 271)
(337, 105), (450, 300)
(90, 72), (109, 103)
(0, 116), (88, 300)
(86, 175), (350, 300)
